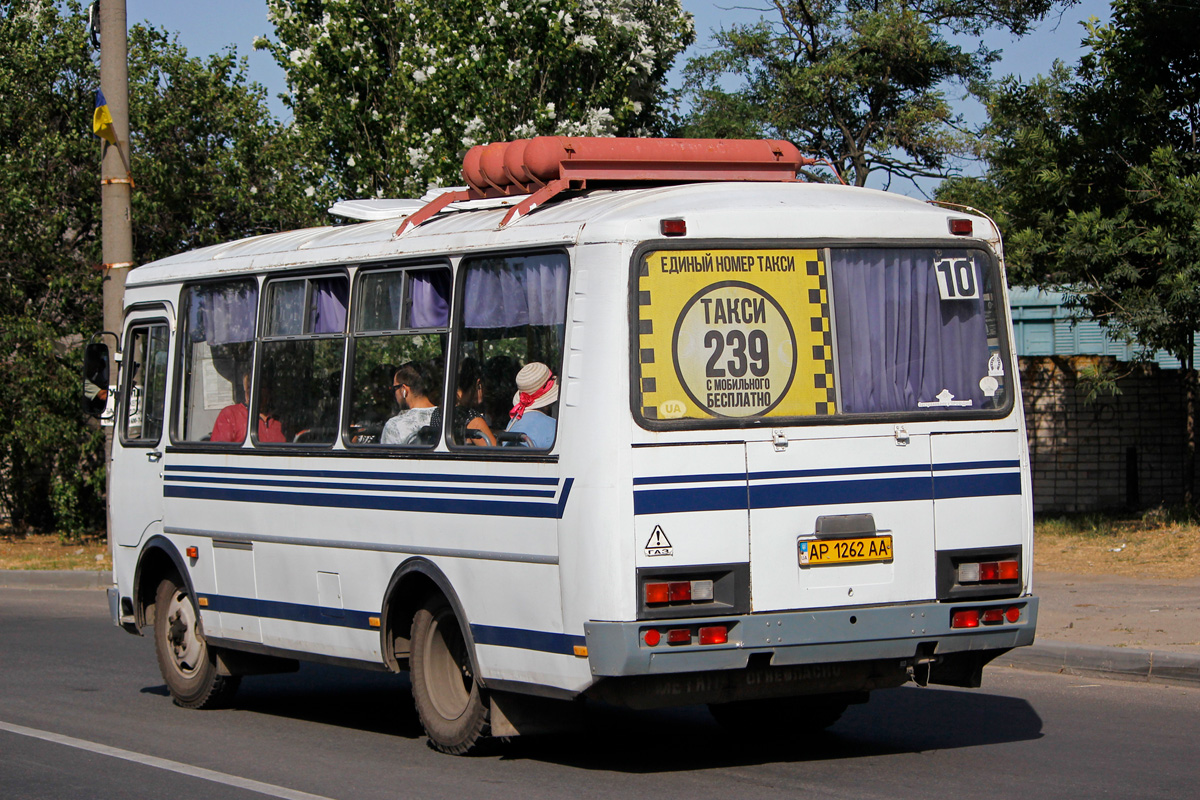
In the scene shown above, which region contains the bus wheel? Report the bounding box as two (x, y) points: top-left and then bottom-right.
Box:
(153, 576), (240, 709)
(708, 694), (850, 740)
(410, 596), (488, 754)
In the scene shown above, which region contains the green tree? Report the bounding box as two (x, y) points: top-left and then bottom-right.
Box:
(680, 0), (1076, 188)
(943, 0), (1200, 504)
(0, 1), (319, 535)
(127, 26), (322, 260)
(258, 0), (695, 201)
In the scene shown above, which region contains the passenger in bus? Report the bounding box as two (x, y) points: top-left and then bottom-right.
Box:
(210, 371), (285, 443)
(449, 357), (496, 446)
(381, 361), (439, 445)
(505, 362), (558, 449)
(483, 354), (520, 430)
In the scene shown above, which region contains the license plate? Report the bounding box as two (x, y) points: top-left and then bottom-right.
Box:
(799, 535), (893, 567)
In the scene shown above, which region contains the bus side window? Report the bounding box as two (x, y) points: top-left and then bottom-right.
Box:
(257, 275), (349, 445)
(453, 252), (569, 451)
(175, 280), (258, 444)
(347, 266), (450, 448)
(122, 323), (169, 444)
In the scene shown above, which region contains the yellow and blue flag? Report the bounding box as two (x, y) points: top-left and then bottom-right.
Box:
(93, 89), (118, 145)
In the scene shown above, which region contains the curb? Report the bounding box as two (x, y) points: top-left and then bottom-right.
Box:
(0, 570), (110, 590)
(999, 641), (1200, 687)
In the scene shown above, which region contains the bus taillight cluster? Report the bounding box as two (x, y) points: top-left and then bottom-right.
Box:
(951, 605), (1023, 629)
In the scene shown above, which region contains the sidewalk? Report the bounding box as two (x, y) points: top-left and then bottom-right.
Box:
(998, 571), (1200, 686)
(4, 568), (1198, 685)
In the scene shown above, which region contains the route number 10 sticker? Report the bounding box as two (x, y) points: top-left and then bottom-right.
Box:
(673, 281), (796, 417)
(934, 257), (980, 300)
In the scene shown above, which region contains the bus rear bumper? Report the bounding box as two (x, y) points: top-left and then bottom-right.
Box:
(584, 596), (1038, 678)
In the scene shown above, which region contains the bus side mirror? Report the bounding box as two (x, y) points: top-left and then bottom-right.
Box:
(83, 341), (112, 419)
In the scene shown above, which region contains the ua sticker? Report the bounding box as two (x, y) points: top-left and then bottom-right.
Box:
(645, 525), (673, 557)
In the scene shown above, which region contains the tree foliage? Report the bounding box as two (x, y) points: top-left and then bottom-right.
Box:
(258, 0), (695, 201)
(945, 0), (1200, 367)
(0, 1), (319, 534)
(941, 0), (1200, 503)
(680, 0), (1075, 188)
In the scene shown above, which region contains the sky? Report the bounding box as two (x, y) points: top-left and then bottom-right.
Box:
(124, 0), (1113, 192)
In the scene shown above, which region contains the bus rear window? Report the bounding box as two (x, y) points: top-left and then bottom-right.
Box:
(635, 247), (1008, 425)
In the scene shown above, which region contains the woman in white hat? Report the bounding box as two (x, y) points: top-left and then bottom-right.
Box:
(506, 361), (558, 448)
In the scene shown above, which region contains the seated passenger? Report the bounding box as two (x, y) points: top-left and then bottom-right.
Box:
(451, 357), (495, 446)
(211, 372), (285, 443)
(381, 362), (438, 445)
(505, 362), (558, 449)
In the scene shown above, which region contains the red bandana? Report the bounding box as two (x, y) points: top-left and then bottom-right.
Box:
(510, 377), (555, 421)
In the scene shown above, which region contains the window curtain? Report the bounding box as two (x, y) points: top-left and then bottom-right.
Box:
(463, 253), (569, 328)
(188, 281), (258, 345)
(831, 249), (989, 413)
(409, 269), (451, 328)
(311, 277), (349, 334)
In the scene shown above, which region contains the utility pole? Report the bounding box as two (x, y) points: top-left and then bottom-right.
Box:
(99, 0), (133, 545)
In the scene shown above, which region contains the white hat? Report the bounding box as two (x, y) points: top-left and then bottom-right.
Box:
(512, 362), (558, 410)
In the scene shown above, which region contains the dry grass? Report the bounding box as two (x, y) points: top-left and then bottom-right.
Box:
(0, 532), (112, 571)
(1034, 512), (1200, 580)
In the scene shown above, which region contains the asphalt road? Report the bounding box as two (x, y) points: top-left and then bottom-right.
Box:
(2, 588), (1197, 800)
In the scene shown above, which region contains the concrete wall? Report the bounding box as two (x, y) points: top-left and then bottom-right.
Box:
(1020, 356), (1195, 514)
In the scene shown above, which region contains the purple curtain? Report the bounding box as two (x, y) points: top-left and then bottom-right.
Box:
(311, 277), (349, 334)
(831, 249), (989, 413)
(188, 281), (257, 345)
(409, 269), (450, 328)
(463, 253), (568, 329)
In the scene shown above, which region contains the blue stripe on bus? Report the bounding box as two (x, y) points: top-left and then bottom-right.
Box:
(166, 477), (574, 520)
(934, 459), (1021, 472)
(164, 474), (557, 499)
(165, 463), (559, 486)
(749, 475), (935, 510)
(633, 472), (746, 486)
(633, 468), (1021, 515)
(933, 472), (1022, 500)
(201, 595), (586, 655)
(470, 624), (587, 656)
(632, 459), (1020, 489)
(202, 594), (377, 630)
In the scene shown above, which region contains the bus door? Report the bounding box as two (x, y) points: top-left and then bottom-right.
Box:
(111, 309), (173, 548)
(746, 431), (936, 612)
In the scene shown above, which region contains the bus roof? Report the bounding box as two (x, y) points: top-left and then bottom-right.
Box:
(127, 182), (994, 287)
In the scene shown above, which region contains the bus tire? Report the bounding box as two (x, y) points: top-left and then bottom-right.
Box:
(410, 596), (488, 754)
(708, 694), (850, 740)
(153, 576), (240, 709)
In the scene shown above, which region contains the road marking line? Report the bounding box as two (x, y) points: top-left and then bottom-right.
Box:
(0, 720), (337, 800)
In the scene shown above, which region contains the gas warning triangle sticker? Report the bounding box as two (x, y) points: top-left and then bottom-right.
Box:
(644, 525), (673, 557)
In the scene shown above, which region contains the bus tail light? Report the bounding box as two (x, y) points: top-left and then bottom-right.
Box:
(1005, 606), (1021, 623)
(949, 218), (973, 236)
(951, 609), (980, 628)
(645, 583), (670, 604)
(981, 608), (1004, 624)
(667, 629), (691, 645)
(637, 564), (748, 620)
(698, 626), (728, 645)
(645, 579), (715, 606)
(660, 218), (687, 236)
(668, 581), (691, 602)
(958, 560), (1020, 584)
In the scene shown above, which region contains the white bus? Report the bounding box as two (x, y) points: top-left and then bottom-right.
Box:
(94, 137), (1037, 754)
